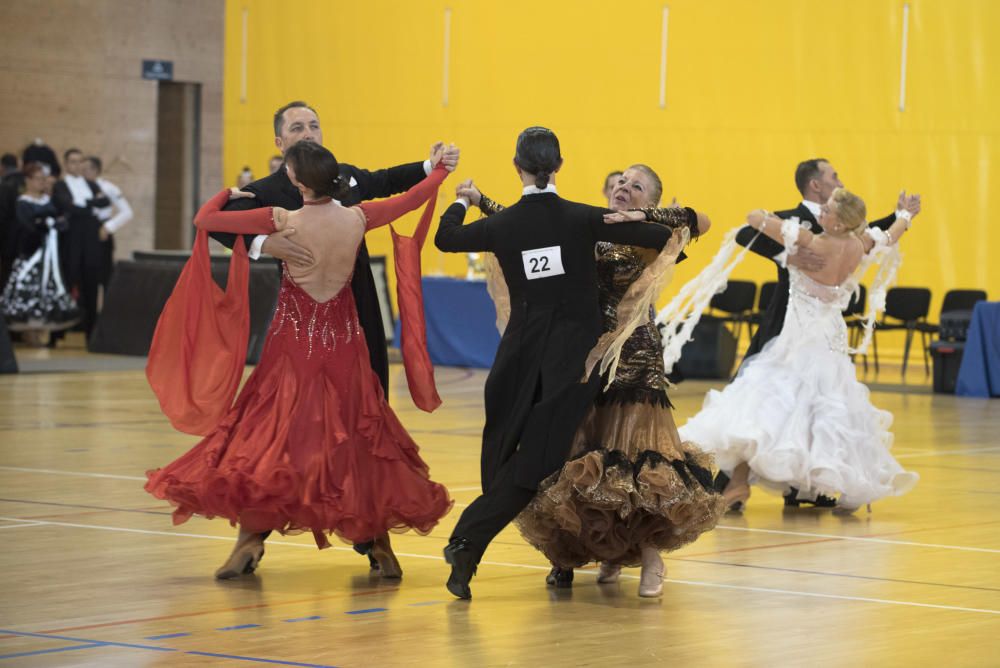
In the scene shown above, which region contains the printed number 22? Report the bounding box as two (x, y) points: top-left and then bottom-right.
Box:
(529, 257), (550, 273)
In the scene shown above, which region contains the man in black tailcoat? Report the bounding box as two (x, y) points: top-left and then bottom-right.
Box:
(434, 127), (676, 599)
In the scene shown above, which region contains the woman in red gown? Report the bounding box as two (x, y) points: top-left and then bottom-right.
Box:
(146, 141), (453, 579)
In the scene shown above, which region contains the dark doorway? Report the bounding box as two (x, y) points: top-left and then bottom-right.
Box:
(154, 81), (201, 249)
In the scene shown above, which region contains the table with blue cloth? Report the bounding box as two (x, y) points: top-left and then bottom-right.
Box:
(956, 301), (1000, 398)
(394, 276), (501, 368)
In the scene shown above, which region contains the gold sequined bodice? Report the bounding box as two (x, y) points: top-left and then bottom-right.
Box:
(595, 242), (670, 403)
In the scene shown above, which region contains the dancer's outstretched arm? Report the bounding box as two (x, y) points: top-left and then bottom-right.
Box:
(194, 188), (280, 235)
(745, 209), (815, 248)
(355, 165), (449, 231)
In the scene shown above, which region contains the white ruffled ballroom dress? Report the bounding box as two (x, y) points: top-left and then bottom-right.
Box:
(678, 266), (918, 508)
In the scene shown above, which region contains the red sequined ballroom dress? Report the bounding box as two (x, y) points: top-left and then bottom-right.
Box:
(145, 167), (453, 551)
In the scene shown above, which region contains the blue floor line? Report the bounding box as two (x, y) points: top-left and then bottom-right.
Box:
(0, 630), (174, 653)
(283, 616), (323, 623)
(0, 629), (337, 667)
(344, 608), (387, 615)
(0, 643), (102, 660)
(145, 632), (193, 640)
(185, 651), (338, 667)
(217, 624), (262, 631)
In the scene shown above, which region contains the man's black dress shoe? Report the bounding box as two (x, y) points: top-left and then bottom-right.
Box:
(784, 488), (837, 508)
(544, 567), (573, 588)
(443, 537), (478, 600)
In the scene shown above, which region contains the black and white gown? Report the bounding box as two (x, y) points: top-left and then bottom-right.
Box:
(1, 194), (80, 330)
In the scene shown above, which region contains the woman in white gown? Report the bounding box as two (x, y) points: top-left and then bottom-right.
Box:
(679, 188), (919, 513)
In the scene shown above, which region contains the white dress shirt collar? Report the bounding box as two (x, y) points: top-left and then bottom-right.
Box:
(522, 184), (558, 196)
(801, 199), (822, 220)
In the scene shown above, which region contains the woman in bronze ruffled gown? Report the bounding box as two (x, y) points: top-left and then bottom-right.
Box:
(458, 165), (725, 597)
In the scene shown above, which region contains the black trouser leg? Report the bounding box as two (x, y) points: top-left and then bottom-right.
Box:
(451, 459), (535, 556)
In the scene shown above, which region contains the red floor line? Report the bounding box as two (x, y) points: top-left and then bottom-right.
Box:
(682, 537), (841, 558)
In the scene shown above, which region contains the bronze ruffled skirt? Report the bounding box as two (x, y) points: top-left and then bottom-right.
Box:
(516, 395), (725, 568)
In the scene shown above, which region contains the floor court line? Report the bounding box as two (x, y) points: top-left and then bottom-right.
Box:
(712, 525), (1000, 554)
(2, 513), (996, 557)
(0, 642), (103, 661)
(895, 445), (1000, 459)
(0, 466), (146, 481)
(0, 629), (338, 667)
(669, 556), (1000, 593)
(1, 517), (996, 621)
(0, 521), (43, 530)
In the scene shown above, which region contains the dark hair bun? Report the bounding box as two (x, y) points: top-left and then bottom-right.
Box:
(515, 126), (562, 188)
(284, 141), (344, 199)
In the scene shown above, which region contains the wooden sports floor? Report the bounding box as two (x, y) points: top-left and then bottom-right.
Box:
(1, 344), (998, 667)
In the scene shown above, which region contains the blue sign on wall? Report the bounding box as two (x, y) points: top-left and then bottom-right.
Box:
(142, 60), (174, 81)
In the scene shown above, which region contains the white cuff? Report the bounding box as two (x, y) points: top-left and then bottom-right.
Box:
(895, 209), (913, 223)
(423, 159), (433, 176)
(249, 234), (267, 260)
(454, 198), (470, 209)
(774, 250), (789, 268)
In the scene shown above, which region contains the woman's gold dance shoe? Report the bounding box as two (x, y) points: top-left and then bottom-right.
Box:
(215, 531), (265, 580)
(596, 562), (621, 584)
(638, 548), (664, 598)
(372, 533), (403, 579)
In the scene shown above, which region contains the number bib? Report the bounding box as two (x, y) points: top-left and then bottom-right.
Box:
(521, 246), (565, 280)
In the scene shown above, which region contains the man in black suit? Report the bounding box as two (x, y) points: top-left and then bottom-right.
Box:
(52, 148), (111, 341)
(217, 100), (458, 392)
(434, 127), (675, 599)
(214, 100), (459, 565)
(731, 157), (916, 507)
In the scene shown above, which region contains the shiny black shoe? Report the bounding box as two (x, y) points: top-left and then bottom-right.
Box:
(784, 488), (838, 508)
(544, 567), (574, 588)
(353, 540), (379, 571)
(443, 537), (479, 600)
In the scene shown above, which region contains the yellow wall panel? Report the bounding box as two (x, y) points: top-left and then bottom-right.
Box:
(224, 0), (998, 322)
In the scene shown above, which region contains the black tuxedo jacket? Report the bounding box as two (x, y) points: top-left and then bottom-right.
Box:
(435, 193), (671, 489)
(736, 202), (896, 358)
(52, 178), (111, 284)
(213, 160), (426, 393)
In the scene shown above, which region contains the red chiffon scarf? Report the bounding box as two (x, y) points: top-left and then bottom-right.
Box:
(146, 230), (250, 435)
(391, 193), (442, 413)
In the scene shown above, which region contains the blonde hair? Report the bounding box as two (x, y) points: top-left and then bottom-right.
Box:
(830, 187), (867, 233)
(626, 164), (663, 206)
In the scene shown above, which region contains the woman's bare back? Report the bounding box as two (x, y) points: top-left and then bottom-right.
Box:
(282, 203), (367, 303)
(800, 233), (866, 287)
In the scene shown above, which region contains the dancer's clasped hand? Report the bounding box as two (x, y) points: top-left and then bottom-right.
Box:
(603, 210), (646, 224)
(456, 179), (481, 206)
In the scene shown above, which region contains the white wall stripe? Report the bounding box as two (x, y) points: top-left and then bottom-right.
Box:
(658, 6), (669, 108)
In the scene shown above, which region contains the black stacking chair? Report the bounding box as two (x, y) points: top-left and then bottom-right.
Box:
(842, 284), (868, 371)
(709, 280), (757, 344)
(748, 281), (778, 339)
(872, 287), (932, 375)
(918, 289), (988, 336)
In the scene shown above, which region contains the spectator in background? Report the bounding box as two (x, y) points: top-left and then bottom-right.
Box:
(0, 153), (24, 287)
(1, 162), (80, 345)
(602, 170), (622, 207)
(236, 166), (254, 188)
(22, 139), (60, 178)
(52, 148), (109, 342)
(268, 155), (283, 174)
(82, 156), (132, 298)
(1, 153), (19, 181)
